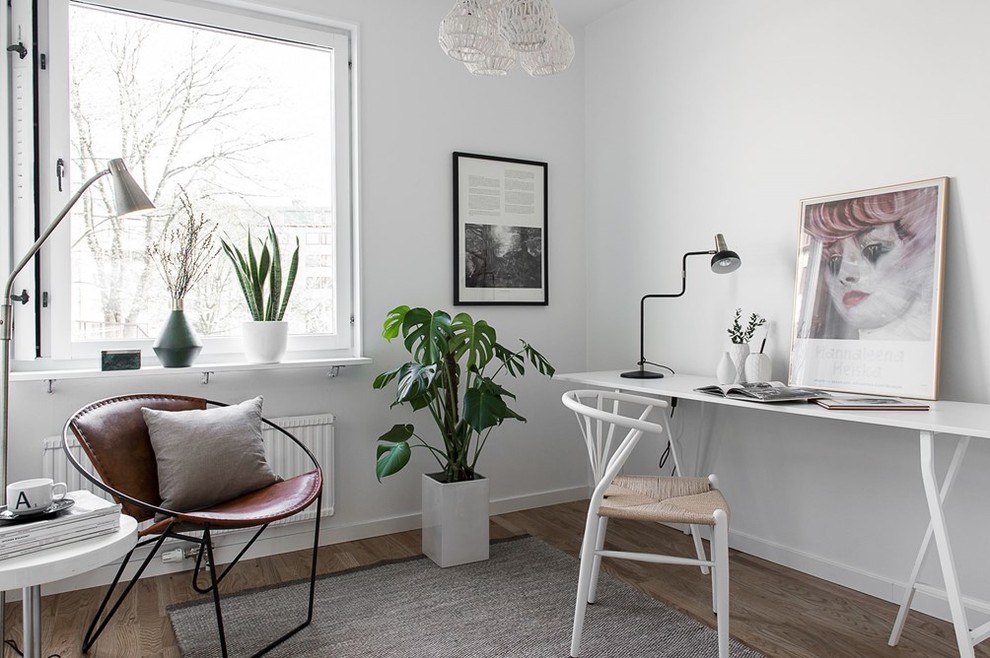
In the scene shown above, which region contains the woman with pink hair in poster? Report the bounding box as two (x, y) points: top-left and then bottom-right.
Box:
(801, 186), (939, 340)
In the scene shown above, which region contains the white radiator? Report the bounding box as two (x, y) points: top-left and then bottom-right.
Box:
(43, 413), (335, 532)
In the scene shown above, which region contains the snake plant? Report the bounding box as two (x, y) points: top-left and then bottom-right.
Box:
(220, 220), (299, 321)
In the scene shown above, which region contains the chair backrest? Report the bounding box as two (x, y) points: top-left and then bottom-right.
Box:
(562, 389), (669, 490)
(63, 394), (207, 522)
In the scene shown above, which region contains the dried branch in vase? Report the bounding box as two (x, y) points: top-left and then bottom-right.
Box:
(147, 190), (219, 310)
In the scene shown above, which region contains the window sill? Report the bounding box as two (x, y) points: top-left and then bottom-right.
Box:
(9, 356), (373, 384)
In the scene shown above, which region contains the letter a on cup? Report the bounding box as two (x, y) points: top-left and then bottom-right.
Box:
(15, 492), (31, 511)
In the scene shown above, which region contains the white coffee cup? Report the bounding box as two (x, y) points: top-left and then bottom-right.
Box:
(5, 478), (67, 515)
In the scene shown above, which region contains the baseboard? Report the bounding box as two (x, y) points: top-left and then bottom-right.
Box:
(728, 527), (961, 624)
(490, 485), (587, 515)
(35, 485), (588, 598)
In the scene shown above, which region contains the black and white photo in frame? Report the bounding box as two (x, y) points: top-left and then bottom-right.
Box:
(453, 152), (548, 305)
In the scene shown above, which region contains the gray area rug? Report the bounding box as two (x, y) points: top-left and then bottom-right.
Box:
(168, 536), (765, 657)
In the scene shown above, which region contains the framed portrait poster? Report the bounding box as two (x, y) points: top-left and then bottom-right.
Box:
(788, 177), (948, 399)
(453, 152), (548, 305)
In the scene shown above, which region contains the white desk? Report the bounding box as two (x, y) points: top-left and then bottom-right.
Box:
(556, 370), (990, 658)
(0, 515), (138, 658)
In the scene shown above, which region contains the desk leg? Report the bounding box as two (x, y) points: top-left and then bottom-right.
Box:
(889, 435), (970, 646)
(918, 431), (974, 658)
(660, 402), (710, 575)
(21, 585), (40, 658)
(695, 401), (709, 477)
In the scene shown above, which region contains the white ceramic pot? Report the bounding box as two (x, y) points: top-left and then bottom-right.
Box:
(421, 472), (490, 567)
(728, 343), (750, 384)
(715, 352), (735, 385)
(744, 352), (772, 383)
(242, 321), (289, 364)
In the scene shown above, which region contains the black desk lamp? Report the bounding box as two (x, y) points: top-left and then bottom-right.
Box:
(621, 233), (741, 379)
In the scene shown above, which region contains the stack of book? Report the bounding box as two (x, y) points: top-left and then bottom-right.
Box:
(0, 489), (121, 560)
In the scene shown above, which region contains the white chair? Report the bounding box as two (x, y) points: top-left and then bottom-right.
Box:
(563, 389), (731, 658)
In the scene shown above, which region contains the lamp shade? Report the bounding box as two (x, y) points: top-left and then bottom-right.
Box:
(519, 23), (574, 76)
(107, 159), (155, 217)
(439, 0), (500, 63)
(497, 0), (558, 52)
(465, 34), (518, 75)
(710, 233), (741, 273)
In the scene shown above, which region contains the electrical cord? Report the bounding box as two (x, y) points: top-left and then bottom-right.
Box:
(4, 638), (61, 658)
(657, 397), (679, 475)
(658, 440), (673, 473)
(641, 360), (675, 375)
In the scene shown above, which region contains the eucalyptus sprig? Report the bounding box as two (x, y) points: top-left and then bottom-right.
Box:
(727, 308), (766, 344)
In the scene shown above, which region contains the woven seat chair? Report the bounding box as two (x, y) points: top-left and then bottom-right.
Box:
(62, 394), (323, 658)
(563, 389), (730, 658)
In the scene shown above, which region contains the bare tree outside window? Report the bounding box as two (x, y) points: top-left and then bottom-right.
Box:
(68, 5), (336, 341)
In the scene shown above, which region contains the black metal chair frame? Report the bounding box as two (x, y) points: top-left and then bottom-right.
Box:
(62, 398), (324, 658)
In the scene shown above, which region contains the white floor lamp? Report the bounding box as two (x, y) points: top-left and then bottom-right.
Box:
(0, 158), (153, 655)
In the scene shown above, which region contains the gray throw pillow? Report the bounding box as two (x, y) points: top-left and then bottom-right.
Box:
(142, 396), (278, 513)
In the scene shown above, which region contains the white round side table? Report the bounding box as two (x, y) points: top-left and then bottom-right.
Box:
(0, 515), (138, 658)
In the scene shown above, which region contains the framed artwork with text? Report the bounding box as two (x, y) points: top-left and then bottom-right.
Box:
(453, 152), (548, 305)
(788, 177), (948, 399)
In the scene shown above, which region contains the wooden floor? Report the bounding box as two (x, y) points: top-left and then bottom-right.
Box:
(3, 500), (985, 658)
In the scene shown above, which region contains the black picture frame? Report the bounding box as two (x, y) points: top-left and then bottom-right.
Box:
(453, 152), (548, 305)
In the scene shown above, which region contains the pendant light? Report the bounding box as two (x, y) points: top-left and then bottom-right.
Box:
(439, 0), (500, 63)
(519, 23), (574, 76)
(439, 0), (573, 77)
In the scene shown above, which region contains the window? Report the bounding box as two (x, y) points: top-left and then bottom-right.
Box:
(12, 0), (355, 363)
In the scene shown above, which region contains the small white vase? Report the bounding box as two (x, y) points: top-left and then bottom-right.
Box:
(745, 352), (772, 383)
(242, 321), (289, 364)
(716, 352), (736, 385)
(728, 343), (750, 384)
(422, 473), (490, 567)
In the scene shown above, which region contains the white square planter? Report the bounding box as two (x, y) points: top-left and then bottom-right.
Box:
(421, 473), (489, 568)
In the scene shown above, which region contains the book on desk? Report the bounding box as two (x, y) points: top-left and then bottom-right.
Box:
(695, 381), (827, 402)
(814, 396), (930, 411)
(0, 489), (121, 560)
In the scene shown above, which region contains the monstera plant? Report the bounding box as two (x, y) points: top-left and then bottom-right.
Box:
(373, 305), (555, 483)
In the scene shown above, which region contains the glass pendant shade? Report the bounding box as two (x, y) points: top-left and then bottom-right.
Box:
(439, 0), (500, 63)
(519, 24), (574, 76)
(497, 0), (558, 52)
(465, 37), (518, 76)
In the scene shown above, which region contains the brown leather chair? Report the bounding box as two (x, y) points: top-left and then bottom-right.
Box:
(62, 394), (323, 657)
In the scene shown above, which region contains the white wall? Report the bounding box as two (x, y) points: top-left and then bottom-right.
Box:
(585, 0), (990, 620)
(6, 0), (590, 589)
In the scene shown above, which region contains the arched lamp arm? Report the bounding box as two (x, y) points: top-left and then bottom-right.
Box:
(2, 166), (112, 329)
(634, 249), (716, 369)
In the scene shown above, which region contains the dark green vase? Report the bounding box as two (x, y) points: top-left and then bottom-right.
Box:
(153, 308), (202, 367)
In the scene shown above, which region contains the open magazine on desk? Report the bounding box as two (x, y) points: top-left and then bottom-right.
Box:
(694, 381), (827, 403)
